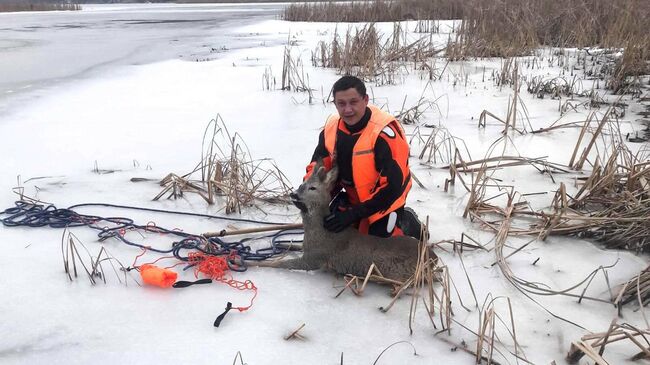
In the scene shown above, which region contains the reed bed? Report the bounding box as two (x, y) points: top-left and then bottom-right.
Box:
(607, 40), (650, 95)
(448, 0), (648, 95)
(414, 20), (441, 34)
(462, 114), (650, 253)
(283, 0), (463, 23)
(287, 0), (649, 94)
(546, 151), (650, 251)
(312, 23), (442, 85)
(450, 0), (649, 57)
(281, 46), (314, 102)
(457, 175), (622, 340)
(0, 2), (80, 12)
(526, 75), (583, 100)
(156, 115), (293, 214)
(341, 221), (530, 364)
(286, 0), (648, 53)
(425, 133), (640, 334)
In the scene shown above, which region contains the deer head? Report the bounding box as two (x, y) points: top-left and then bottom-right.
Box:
(290, 160), (338, 216)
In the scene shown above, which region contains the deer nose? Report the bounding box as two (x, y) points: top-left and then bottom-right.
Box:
(289, 192), (299, 201)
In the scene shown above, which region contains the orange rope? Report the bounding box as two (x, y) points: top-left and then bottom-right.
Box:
(134, 251), (257, 311)
(187, 251), (257, 311)
(132, 247), (148, 267)
(132, 247), (177, 270)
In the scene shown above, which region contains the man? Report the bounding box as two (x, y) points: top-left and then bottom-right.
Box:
(305, 76), (422, 238)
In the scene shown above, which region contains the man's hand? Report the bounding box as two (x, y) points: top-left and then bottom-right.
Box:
(323, 209), (361, 233)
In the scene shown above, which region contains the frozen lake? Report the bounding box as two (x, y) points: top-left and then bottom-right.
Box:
(0, 4), (283, 111)
(0, 5), (648, 364)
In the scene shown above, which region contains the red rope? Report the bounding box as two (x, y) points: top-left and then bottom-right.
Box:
(187, 251), (257, 311)
(132, 247), (148, 268)
(133, 251), (257, 311)
(132, 247), (178, 270)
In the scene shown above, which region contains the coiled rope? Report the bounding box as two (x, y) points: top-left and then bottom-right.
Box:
(1, 201), (303, 270)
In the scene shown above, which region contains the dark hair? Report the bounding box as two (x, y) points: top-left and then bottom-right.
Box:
(332, 75), (366, 98)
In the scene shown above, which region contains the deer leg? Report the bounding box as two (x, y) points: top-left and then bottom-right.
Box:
(264, 257), (321, 271)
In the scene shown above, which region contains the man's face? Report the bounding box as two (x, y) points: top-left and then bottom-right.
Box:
(334, 87), (369, 126)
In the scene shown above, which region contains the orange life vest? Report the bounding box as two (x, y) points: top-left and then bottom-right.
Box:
(322, 105), (412, 227)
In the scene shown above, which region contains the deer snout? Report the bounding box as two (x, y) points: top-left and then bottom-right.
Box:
(290, 192), (308, 212)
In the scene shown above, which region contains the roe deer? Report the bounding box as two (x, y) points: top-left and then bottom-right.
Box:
(273, 162), (436, 283)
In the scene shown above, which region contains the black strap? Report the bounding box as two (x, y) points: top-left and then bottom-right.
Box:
(214, 302), (233, 327)
(172, 278), (213, 288)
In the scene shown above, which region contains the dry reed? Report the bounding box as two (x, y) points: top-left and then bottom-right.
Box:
(61, 228), (138, 286)
(416, 125), (472, 168)
(286, 0), (650, 94)
(286, 0), (649, 63)
(156, 115), (293, 214)
(567, 319), (650, 363)
(281, 45), (314, 103)
(312, 23), (442, 85)
(614, 266), (650, 310)
(283, 0), (463, 23)
(450, 0), (649, 58)
(462, 118), (648, 261)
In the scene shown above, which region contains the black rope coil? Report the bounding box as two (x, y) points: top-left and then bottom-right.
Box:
(1, 201), (303, 271)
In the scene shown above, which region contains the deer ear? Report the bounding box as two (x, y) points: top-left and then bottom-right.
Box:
(316, 166), (327, 181)
(314, 158), (324, 171)
(324, 165), (338, 186)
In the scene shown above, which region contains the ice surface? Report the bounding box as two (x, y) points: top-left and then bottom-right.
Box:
(0, 5), (648, 365)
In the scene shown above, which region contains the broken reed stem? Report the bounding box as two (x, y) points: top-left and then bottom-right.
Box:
(574, 107), (612, 170)
(371, 341), (418, 365)
(458, 253), (479, 309)
(284, 323), (306, 340)
(568, 320), (650, 364)
(379, 277), (414, 313)
(408, 235), (431, 334)
(568, 113), (594, 167)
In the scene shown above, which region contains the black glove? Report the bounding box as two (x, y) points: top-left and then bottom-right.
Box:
(323, 208), (361, 233)
(329, 191), (350, 213)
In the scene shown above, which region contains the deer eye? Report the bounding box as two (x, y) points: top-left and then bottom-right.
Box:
(309, 186), (316, 191)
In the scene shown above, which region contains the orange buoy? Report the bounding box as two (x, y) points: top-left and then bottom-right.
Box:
(140, 264), (177, 288)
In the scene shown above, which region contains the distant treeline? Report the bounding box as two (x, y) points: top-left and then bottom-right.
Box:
(176, 0), (348, 2)
(34, 0), (343, 3)
(0, 2), (81, 12)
